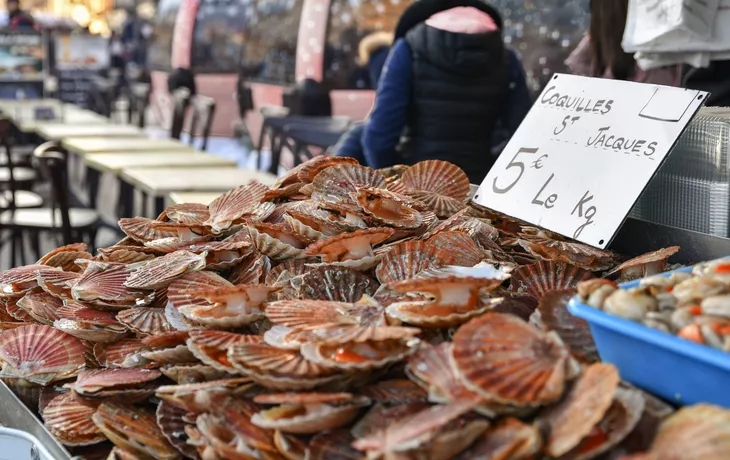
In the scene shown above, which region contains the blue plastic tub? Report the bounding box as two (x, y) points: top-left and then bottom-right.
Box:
(568, 265), (730, 408)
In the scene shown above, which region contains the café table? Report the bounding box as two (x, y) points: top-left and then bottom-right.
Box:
(34, 123), (145, 141)
(167, 191), (223, 206)
(62, 136), (197, 155)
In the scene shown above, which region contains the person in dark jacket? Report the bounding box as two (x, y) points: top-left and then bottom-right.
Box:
(7, 0), (35, 29)
(361, 0), (531, 183)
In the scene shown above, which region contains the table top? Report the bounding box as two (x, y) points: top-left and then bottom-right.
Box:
(168, 191), (223, 205)
(62, 136), (197, 154)
(121, 166), (278, 195)
(84, 152), (236, 174)
(35, 123), (146, 140)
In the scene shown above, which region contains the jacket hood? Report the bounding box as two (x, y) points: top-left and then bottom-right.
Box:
(425, 7), (498, 34)
(395, 0), (502, 39)
(358, 31), (394, 65)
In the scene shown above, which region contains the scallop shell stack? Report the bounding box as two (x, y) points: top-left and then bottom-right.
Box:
(0, 156), (726, 459)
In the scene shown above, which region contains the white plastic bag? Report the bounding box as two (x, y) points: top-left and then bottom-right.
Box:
(623, 0), (721, 52)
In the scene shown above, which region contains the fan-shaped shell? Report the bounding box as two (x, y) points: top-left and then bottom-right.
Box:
(140, 344), (197, 366)
(125, 250), (206, 290)
(361, 379), (429, 404)
(116, 307), (173, 336)
(351, 186), (423, 229)
(162, 202), (211, 226)
(38, 243), (92, 272)
(266, 300), (386, 331)
(187, 330), (261, 373)
(251, 394), (370, 434)
(605, 246), (680, 281)
(649, 404), (730, 460)
(376, 240), (452, 284)
(399, 160), (470, 200)
(229, 250), (270, 285)
(273, 430), (307, 460)
(266, 259), (310, 286)
(455, 417), (542, 460)
(0, 324), (86, 385)
(311, 164), (386, 206)
(248, 225), (306, 261)
(42, 392), (104, 447)
(297, 266), (379, 303)
(297, 156), (360, 183)
(519, 237), (618, 271)
(309, 429), (362, 460)
(156, 400), (197, 459)
(99, 249), (157, 264)
(287, 208), (361, 236)
(205, 181), (269, 232)
(300, 338), (419, 372)
(452, 313), (570, 406)
(36, 269), (80, 300)
(283, 213), (326, 242)
(510, 261), (594, 301)
(305, 227), (394, 262)
(72, 262), (147, 310)
(426, 231), (485, 267)
(543, 363), (620, 457)
(92, 403), (179, 459)
(119, 217), (177, 243)
(179, 284), (276, 328)
(538, 289), (599, 364)
(407, 191), (468, 218)
(93, 338), (154, 369)
(16, 292), (63, 324)
(489, 294), (538, 321)
(0, 264), (46, 298)
(159, 363), (230, 384)
(73, 368), (162, 401)
(229, 342), (336, 377)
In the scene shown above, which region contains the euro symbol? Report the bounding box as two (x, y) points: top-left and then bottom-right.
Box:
(531, 155), (548, 169)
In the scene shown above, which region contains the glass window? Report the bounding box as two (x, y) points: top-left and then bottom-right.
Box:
(191, 0), (247, 72)
(148, 0), (181, 71)
(324, 0), (408, 90)
(238, 0), (303, 84)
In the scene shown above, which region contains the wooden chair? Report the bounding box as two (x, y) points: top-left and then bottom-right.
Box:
(0, 142), (100, 267)
(283, 123), (351, 167)
(186, 95), (216, 151)
(0, 118), (41, 211)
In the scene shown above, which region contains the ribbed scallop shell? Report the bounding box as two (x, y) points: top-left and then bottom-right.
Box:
(162, 202), (211, 226)
(605, 246), (680, 281)
(187, 330), (261, 373)
(426, 231), (484, 267)
(116, 307), (173, 336)
(4, 297), (32, 321)
(229, 250), (270, 285)
(300, 338), (419, 372)
(297, 156), (360, 183)
(309, 429), (361, 460)
(119, 217), (177, 243)
(42, 392), (104, 447)
(452, 313), (570, 406)
(37, 243), (92, 272)
(305, 227), (394, 261)
(387, 294), (502, 328)
(53, 319), (127, 345)
(274, 430), (307, 460)
(510, 261), (594, 301)
(361, 379), (429, 404)
(376, 240), (452, 284)
(455, 417), (542, 460)
(73, 368), (162, 399)
(16, 292), (63, 324)
(543, 363), (620, 457)
(287, 207), (361, 236)
(264, 182), (304, 201)
(406, 191), (468, 218)
(297, 266), (379, 303)
(179, 284), (276, 328)
(265, 300), (386, 331)
(140, 344), (197, 366)
(99, 249), (157, 264)
(72, 262), (145, 310)
(0, 324), (86, 385)
(248, 226), (306, 261)
(92, 403), (179, 460)
(406, 342), (482, 405)
(93, 338), (154, 369)
(400, 160), (470, 201)
(519, 237), (618, 272)
(538, 289), (598, 364)
(159, 363), (230, 384)
(265, 259), (310, 286)
(156, 400), (197, 459)
(351, 186), (423, 229)
(228, 342), (336, 377)
(36, 269), (80, 300)
(283, 213), (325, 242)
(490, 294), (538, 321)
(125, 250), (207, 290)
(650, 404), (730, 460)
(0, 264), (46, 298)
(204, 181), (269, 232)
(251, 395), (369, 434)
(311, 164), (386, 205)
(252, 222), (312, 249)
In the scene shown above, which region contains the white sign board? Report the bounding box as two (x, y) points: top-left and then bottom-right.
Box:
(473, 74), (708, 249)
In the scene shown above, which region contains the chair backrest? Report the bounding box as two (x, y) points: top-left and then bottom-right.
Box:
(283, 79), (332, 117)
(170, 87), (191, 140)
(127, 82), (151, 128)
(90, 76), (117, 118)
(33, 142), (72, 244)
(187, 95), (216, 151)
(0, 117), (18, 210)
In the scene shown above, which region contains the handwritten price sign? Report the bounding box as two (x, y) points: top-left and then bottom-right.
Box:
(474, 74), (708, 249)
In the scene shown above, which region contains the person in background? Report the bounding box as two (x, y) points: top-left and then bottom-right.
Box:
(566, 0), (680, 86)
(7, 0), (35, 30)
(360, 0), (531, 183)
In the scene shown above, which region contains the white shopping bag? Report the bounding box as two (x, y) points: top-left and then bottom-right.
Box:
(623, 0), (720, 52)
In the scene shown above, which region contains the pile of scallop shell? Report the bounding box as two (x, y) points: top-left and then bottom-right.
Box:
(0, 157), (727, 459)
(580, 255), (730, 352)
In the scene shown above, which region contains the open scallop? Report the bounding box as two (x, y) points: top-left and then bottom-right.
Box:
(179, 284), (280, 328)
(305, 227), (394, 271)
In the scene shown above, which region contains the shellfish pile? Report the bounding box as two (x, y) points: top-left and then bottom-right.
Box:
(580, 256), (730, 352)
(0, 156), (726, 459)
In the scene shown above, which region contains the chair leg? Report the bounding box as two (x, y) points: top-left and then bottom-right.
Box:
(267, 134), (284, 175)
(10, 230), (17, 268)
(154, 196), (166, 218)
(87, 227), (99, 253)
(86, 167), (101, 209)
(117, 179), (135, 218)
(13, 231), (26, 266)
(256, 123), (268, 171)
(29, 231), (41, 262)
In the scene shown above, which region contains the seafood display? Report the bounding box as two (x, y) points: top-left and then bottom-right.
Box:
(0, 156), (726, 459)
(579, 257), (730, 352)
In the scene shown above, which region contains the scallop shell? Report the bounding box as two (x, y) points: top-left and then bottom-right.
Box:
(159, 363), (230, 384)
(426, 231), (485, 267)
(399, 160), (470, 201)
(300, 338), (419, 372)
(187, 330), (261, 373)
(72, 262), (148, 310)
(351, 186), (423, 229)
(649, 404), (730, 460)
(156, 400), (198, 459)
(252, 222), (312, 249)
(287, 207), (361, 236)
(538, 289), (599, 364)
(116, 307), (173, 336)
(179, 284), (277, 328)
(488, 293), (538, 321)
(53, 317), (127, 343)
(140, 331), (190, 348)
(297, 266), (379, 303)
(305, 227), (394, 262)
(452, 313), (570, 406)
(251, 394), (370, 434)
(264, 182), (305, 201)
(266, 259), (310, 286)
(125, 250), (207, 290)
(16, 292), (63, 324)
(0, 324), (86, 385)
(37, 243), (92, 272)
(155, 378), (254, 412)
(92, 403), (179, 459)
(510, 261), (594, 301)
(248, 225), (306, 261)
(36, 269), (80, 300)
(0, 264), (46, 298)
(283, 213), (325, 242)
(73, 368), (162, 401)
(543, 363), (620, 457)
(296, 156), (360, 184)
(205, 181), (269, 232)
(162, 202), (211, 226)
(273, 430), (307, 460)
(99, 249), (157, 264)
(228, 342), (337, 378)
(455, 417), (542, 460)
(406, 191), (468, 218)
(309, 429), (362, 460)
(167, 271), (232, 310)
(119, 217), (177, 243)
(519, 237), (618, 271)
(361, 379), (429, 404)
(42, 392), (104, 447)
(311, 164), (386, 205)
(229, 250), (270, 285)
(376, 240), (452, 284)
(93, 338), (154, 369)
(4, 297), (32, 321)
(140, 344), (197, 365)
(265, 299), (387, 331)
(605, 246), (680, 281)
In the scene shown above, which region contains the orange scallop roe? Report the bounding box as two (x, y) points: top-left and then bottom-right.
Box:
(715, 263), (730, 274)
(576, 426), (608, 455)
(334, 348), (372, 363)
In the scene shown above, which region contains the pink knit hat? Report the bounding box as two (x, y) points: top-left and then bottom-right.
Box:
(425, 6), (499, 34)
